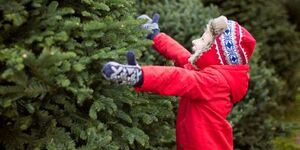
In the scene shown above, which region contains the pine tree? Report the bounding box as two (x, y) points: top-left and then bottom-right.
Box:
(0, 0), (176, 149)
(285, 0), (300, 30)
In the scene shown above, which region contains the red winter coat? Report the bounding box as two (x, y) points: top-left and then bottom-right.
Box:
(135, 33), (250, 150)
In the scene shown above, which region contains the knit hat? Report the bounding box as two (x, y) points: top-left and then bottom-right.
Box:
(189, 16), (256, 69)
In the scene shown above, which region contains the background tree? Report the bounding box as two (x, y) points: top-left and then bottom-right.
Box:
(284, 0), (300, 31)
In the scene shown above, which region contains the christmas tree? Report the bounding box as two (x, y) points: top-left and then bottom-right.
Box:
(0, 0), (175, 149)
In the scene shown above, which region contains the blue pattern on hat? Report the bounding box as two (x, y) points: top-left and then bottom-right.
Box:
(222, 20), (241, 64)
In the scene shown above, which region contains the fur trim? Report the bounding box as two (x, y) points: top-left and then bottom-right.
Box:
(189, 16), (228, 69)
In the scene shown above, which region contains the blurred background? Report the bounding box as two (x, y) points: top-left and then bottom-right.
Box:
(0, 0), (299, 149)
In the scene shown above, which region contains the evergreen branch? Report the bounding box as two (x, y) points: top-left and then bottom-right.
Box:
(24, 81), (50, 98)
(0, 85), (24, 95)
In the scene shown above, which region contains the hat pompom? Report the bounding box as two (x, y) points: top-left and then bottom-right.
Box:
(211, 16), (228, 35)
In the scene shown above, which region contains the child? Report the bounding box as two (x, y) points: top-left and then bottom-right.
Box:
(102, 14), (256, 150)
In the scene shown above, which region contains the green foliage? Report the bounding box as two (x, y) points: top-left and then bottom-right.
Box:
(273, 92), (300, 150)
(137, 0), (220, 49)
(284, 0), (300, 30)
(228, 45), (286, 149)
(273, 137), (300, 150)
(0, 0), (175, 149)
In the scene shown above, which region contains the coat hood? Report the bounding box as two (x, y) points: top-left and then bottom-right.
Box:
(211, 65), (250, 103)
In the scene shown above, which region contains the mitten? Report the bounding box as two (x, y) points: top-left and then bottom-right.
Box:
(138, 13), (160, 40)
(102, 51), (143, 86)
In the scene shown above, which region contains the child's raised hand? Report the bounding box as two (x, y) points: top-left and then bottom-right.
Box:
(102, 51), (143, 86)
(138, 13), (160, 40)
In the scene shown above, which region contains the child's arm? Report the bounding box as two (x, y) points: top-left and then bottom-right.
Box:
(153, 33), (191, 68)
(102, 52), (222, 100)
(135, 66), (222, 100)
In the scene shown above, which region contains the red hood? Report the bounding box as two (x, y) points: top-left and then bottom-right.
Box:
(211, 65), (250, 103)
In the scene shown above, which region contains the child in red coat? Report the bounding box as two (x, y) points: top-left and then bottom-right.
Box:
(102, 14), (256, 150)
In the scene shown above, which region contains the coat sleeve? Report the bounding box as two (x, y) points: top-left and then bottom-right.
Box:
(135, 66), (221, 100)
(153, 33), (191, 67)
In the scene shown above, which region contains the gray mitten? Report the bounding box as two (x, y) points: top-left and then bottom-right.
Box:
(138, 13), (160, 40)
(102, 51), (143, 86)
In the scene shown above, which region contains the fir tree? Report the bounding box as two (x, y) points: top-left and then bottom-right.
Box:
(0, 0), (175, 149)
